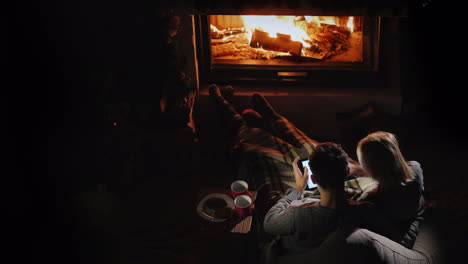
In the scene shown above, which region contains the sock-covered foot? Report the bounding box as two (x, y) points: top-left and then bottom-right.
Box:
(242, 109), (264, 128)
(251, 93), (277, 117)
(221, 85), (234, 103)
(209, 84), (224, 103)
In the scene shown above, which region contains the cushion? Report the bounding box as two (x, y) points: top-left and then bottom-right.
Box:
(263, 227), (349, 264)
(346, 218), (445, 264)
(262, 218), (445, 264)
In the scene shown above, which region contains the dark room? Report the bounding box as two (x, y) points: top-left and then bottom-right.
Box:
(7, 1), (468, 263)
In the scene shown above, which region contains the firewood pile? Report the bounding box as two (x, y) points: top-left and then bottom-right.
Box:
(303, 23), (352, 60)
(210, 18), (360, 61)
(211, 25), (288, 59)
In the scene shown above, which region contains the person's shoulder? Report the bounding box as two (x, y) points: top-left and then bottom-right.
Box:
(297, 201), (335, 217)
(407, 160), (421, 168)
(290, 201), (324, 221)
(298, 201), (320, 208)
(407, 160), (424, 181)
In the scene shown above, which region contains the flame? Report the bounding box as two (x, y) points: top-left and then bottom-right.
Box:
(231, 15), (355, 56)
(241, 16), (311, 48)
(320, 16), (337, 25)
(304, 16), (316, 23)
(347, 17), (354, 33)
(304, 16), (337, 26)
(210, 24), (221, 33)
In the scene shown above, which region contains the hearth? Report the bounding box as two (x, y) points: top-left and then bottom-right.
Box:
(194, 14), (384, 86)
(185, 3), (406, 145)
(209, 15), (370, 65)
(184, 1), (407, 90)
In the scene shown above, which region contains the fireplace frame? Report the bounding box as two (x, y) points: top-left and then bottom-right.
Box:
(193, 14), (383, 87)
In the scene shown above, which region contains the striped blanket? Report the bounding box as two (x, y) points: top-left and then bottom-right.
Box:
(233, 114), (378, 201)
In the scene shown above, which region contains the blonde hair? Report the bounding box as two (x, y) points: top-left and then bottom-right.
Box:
(357, 131), (415, 189)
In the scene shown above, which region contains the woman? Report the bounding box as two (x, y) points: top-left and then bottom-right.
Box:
(356, 131), (426, 248)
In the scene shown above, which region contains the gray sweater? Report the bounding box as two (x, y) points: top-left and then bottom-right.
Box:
(263, 161), (425, 255)
(263, 189), (344, 254)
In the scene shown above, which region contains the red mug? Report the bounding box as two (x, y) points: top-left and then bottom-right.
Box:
(234, 195), (253, 218)
(230, 180), (251, 199)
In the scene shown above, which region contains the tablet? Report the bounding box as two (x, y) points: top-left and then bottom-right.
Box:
(297, 158), (317, 190)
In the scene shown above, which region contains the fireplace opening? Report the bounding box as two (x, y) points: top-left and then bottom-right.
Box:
(194, 15), (382, 86)
(210, 15), (364, 65)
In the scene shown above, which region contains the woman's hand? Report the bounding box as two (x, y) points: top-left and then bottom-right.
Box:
(293, 156), (309, 194)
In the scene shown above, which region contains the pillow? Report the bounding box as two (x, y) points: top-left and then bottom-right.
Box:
(346, 219), (445, 264)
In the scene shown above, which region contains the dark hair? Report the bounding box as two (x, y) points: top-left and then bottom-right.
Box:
(308, 142), (349, 190)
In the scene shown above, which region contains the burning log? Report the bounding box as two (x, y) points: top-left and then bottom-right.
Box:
(274, 55), (322, 62)
(211, 25), (247, 39)
(250, 29), (303, 56)
(211, 42), (238, 57)
(211, 39), (227, 45)
(304, 23), (352, 60)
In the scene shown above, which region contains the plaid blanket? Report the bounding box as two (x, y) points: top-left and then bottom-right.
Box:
(233, 114), (377, 201)
(233, 114), (316, 193)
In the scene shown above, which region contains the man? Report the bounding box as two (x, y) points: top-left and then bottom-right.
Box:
(262, 142), (360, 260)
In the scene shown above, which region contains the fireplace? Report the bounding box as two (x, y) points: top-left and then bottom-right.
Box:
(209, 16), (371, 65)
(186, 3), (406, 143)
(193, 13), (384, 87)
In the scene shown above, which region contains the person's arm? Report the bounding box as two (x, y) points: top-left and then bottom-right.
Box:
(347, 157), (367, 177)
(263, 157), (309, 235)
(401, 215), (424, 248)
(263, 188), (302, 235)
(292, 156), (308, 195)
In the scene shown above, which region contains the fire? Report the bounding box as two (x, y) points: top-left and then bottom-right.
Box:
(347, 17), (354, 33)
(305, 16), (337, 25)
(209, 15), (362, 61)
(210, 24), (221, 33)
(241, 16), (311, 49)
(304, 16), (320, 24)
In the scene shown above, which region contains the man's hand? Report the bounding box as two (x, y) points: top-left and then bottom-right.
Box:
(293, 156), (309, 194)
